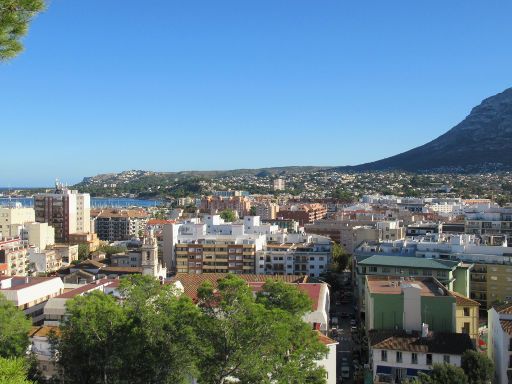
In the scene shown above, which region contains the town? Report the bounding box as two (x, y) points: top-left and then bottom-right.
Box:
(1, 178), (509, 383)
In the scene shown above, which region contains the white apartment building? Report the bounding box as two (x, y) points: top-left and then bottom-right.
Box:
(488, 303), (512, 384)
(0, 238), (30, 276)
(164, 215), (331, 276)
(22, 222), (55, 251)
(28, 249), (62, 274)
(256, 233), (332, 277)
(0, 276), (64, 324)
(369, 328), (474, 383)
(34, 182), (91, 243)
(76, 193), (91, 233)
(273, 178), (285, 191)
(0, 204), (35, 239)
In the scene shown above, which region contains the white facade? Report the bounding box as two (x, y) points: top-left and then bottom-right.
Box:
(488, 306), (512, 384)
(0, 205), (35, 239)
(317, 341), (337, 384)
(0, 276), (64, 323)
(23, 222), (55, 251)
(371, 347), (462, 382)
(76, 193), (91, 233)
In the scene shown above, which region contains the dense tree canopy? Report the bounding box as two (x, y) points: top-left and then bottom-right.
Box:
(255, 279), (312, 317)
(0, 357), (33, 384)
(219, 209), (236, 222)
(56, 276), (200, 384)
(417, 363), (468, 384)
(331, 242), (350, 272)
(0, 0), (44, 60)
(0, 293), (31, 358)
(461, 350), (494, 384)
(55, 274), (328, 384)
(196, 275), (328, 384)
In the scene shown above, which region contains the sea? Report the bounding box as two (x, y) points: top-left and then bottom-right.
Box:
(0, 197), (164, 208)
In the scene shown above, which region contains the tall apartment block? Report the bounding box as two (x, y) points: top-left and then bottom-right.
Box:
(0, 204), (35, 239)
(273, 178), (285, 191)
(34, 182), (90, 243)
(91, 208), (149, 241)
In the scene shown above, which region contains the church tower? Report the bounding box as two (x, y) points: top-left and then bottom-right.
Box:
(141, 229), (166, 279)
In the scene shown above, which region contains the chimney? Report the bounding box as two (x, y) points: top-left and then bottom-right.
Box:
(421, 323), (429, 338)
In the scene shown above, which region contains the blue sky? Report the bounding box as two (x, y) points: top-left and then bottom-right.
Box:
(1, 0), (511, 186)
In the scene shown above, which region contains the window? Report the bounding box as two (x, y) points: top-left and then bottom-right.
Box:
(422, 270), (432, 276)
(382, 267), (390, 273)
(463, 307), (470, 316)
(381, 350), (387, 361)
(426, 354), (432, 365)
(411, 353), (418, 364)
(396, 351), (402, 363)
(443, 355), (450, 364)
(369, 266), (378, 273)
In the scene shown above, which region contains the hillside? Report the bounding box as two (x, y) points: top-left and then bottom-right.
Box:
(339, 87), (512, 172)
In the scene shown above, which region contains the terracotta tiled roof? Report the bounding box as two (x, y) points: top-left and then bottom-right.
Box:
(316, 331), (338, 346)
(56, 279), (111, 299)
(77, 260), (105, 268)
(247, 281), (323, 311)
(29, 325), (61, 338)
(500, 320), (512, 336)
(147, 219), (175, 225)
(170, 273), (308, 302)
(450, 291), (480, 306)
(496, 303), (512, 314)
(101, 266), (143, 274)
(369, 330), (474, 355)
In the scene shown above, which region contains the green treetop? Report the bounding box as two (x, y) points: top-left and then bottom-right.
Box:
(0, 293), (31, 358)
(0, 0), (45, 60)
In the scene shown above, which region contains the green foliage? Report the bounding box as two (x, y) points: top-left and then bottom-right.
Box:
(249, 206), (257, 216)
(0, 293), (31, 358)
(0, 0), (45, 60)
(55, 274), (328, 383)
(256, 279), (312, 317)
(57, 275), (200, 384)
(0, 357), (33, 384)
(97, 244), (127, 257)
(196, 275), (328, 384)
(331, 187), (355, 202)
(418, 363), (468, 384)
(331, 242), (350, 272)
(77, 243), (89, 260)
(219, 209), (236, 222)
(461, 350), (494, 384)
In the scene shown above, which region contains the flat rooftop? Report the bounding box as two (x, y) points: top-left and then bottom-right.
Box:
(366, 276), (447, 297)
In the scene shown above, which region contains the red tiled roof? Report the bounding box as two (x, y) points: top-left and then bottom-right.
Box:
(496, 303), (512, 315)
(0, 264), (7, 271)
(56, 279), (111, 299)
(0, 276), (60, 291)
(369, 330), (474, 355)
(500, 320), (512, 336)
(247, 281), (322, 311)
(316, 331), (338, 346)
(450, 291), (480, 306)
(147, 219), (175, 225)
(170, 273), (308, 302)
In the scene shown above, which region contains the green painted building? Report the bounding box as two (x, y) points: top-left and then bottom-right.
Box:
(354, 255), (470, 316)
(365, 275), (456, 333)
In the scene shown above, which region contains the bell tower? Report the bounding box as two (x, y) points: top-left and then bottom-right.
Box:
(141, 229), (167, 279)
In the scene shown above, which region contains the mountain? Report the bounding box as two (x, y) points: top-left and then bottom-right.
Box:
(339, 87), (512, 172)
